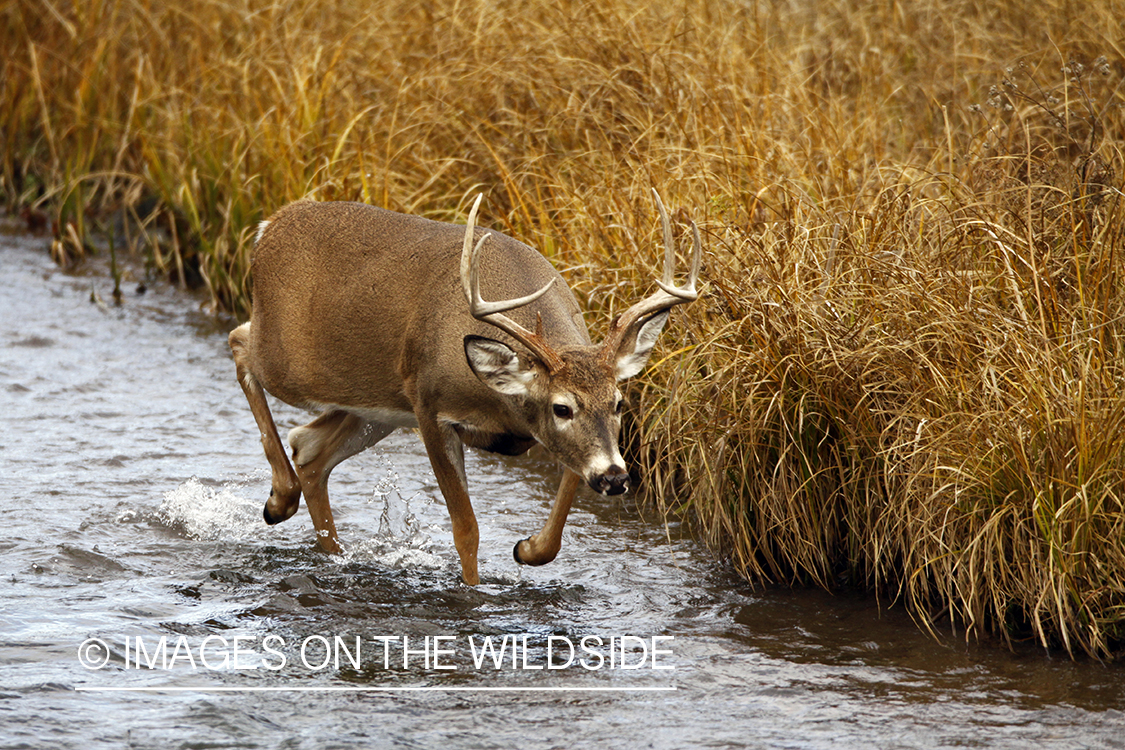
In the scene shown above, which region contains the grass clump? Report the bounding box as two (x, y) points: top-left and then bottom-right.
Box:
(3, 0), (1124, 657)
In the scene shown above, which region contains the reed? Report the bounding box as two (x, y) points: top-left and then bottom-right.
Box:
(3, 0), (1123, 657)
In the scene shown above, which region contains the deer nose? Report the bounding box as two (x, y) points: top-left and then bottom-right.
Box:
(592, 466), (630, 496)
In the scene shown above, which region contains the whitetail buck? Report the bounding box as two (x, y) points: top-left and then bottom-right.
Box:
(228, 190), (700, 585)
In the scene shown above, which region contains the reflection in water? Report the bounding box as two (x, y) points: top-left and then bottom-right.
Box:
(1, 221), (1123, 749)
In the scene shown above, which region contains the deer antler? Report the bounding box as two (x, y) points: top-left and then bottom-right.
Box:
(599, 189), (701, 360)
(461, 195), (565, 373)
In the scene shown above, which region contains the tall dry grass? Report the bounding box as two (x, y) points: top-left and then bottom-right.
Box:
(3, 0), (1124, 657)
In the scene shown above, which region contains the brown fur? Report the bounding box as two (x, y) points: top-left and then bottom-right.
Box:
(229, 198), (697, 585)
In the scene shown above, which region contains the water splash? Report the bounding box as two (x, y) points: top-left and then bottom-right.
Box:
(341, 453), (444, 570)
(376, 487), (424, 545)
(158, 475), (289, 542)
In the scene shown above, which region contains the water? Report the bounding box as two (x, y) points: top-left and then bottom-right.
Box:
(1, 217), (1123, 749)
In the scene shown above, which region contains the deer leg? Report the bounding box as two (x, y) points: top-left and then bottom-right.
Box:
(288, 410), (395, 554)
(416, 417), (479, 585)
(514, 468), (582, 566)
(229, 323), (302, 525)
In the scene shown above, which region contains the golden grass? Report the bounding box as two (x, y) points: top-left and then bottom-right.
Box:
(3, 0), (1124, 657)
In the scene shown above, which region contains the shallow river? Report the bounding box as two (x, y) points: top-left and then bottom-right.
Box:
(1, 219), (1123, 749)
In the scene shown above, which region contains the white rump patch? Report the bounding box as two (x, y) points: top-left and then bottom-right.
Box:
(255, 219), (271, 245)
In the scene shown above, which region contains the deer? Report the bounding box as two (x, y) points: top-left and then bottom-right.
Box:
(227, 190), (701, 585)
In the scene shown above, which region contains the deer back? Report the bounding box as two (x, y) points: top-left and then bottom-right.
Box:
(246, 200), (589, 421)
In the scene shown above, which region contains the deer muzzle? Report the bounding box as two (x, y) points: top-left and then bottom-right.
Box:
(590, 465), (630, 496)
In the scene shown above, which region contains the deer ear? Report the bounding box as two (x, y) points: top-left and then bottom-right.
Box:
(464, 335), (537, 396)
(613, 311), (669, 381)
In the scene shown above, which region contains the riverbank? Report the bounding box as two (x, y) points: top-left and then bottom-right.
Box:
(3, 222), (1124, 747)
(3, 0), (1124, 656)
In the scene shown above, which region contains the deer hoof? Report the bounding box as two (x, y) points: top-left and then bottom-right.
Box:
(514, 537), (558, 566)
(263, 495), (297, 525)
(263, 501), (283, 525)
(263, 486), (300, 525)
(513, 537), (532, 565)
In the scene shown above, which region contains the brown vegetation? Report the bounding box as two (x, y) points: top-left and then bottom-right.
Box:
(3, 0), (1124, 657)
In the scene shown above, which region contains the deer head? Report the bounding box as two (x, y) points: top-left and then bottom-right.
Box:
(460, 191), (700, 496)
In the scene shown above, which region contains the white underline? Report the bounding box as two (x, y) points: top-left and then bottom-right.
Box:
(77, 685), (676, 693)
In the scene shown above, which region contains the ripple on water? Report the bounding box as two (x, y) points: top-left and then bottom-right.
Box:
(2, 228), (1125, 750)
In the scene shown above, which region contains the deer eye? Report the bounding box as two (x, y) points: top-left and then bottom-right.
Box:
(615, 399), (625, 415)
(553, 403), (573, 419)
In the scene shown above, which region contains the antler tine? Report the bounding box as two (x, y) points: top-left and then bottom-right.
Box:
(652, 188), (700, 301)
(600, 191), (702, 361)
(461, 194), (564, 372)
(653, 189), (675, 288)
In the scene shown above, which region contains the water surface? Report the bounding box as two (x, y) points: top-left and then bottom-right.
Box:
(1, 221), (1122, 749)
